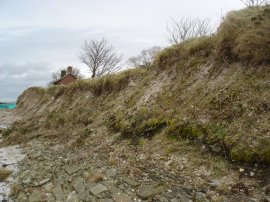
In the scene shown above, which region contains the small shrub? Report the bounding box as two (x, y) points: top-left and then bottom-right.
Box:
(165, 119), (206, 140)
(0, 168), (12, 181)
(2, 127), (14, 137)
(230, 137), (270, 163)
(107, 109), (167, 142)
(206, 124), (228, 142)
(138, 138), (146, 147)
(9, 183), (22, 198)
(92, 173), (104, 183)
(165, 145), (179, 155)
(215, 6), (270, 65)
(183, 36), (214, 56)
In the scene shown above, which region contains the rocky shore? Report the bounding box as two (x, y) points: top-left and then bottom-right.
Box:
(0, 110), (25, 201)
(1, 110), (270, 201)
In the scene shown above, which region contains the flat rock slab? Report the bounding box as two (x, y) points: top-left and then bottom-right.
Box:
(53, 184), (65, 201)
(138, 185), (159, 199)
(66, 165), (81, 175)
(114, 193), (133, 202)
(90, 184), (108, 196)
(98, 199), (113, 202)
(179, 194), (193, 202)
(44, 182), (53, 192)
(122, 176), (140, 187)
(35, 178), (50, 187)
(72, 177), (86, 200)
(67, 191), (80, 202)
(29, 190), (42, 202)
(106, 168), (117, 178)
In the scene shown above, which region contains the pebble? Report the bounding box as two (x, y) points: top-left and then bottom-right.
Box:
(106, 168), (117, 178)
(122, 176), (140, 187)
(239, 168), (245, 173)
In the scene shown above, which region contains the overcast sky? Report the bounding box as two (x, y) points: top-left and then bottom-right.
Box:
(0, 0), (243, 102)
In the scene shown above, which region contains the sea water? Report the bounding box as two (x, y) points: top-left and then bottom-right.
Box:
(0, 103), (16, 109)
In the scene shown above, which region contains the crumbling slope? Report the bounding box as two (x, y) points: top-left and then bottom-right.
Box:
(12, 6), (270, 164)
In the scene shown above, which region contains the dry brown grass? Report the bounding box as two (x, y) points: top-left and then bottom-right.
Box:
(92, 173), (104, 183)
(9, 183), (22, 198)
(0, 167), (12, 181)
(155, 5), (270, 68)
(215, 5), (270, 65)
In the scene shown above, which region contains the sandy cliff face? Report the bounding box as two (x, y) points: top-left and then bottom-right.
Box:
(9, 59), (270, 201)
(14, 56), (270, 164)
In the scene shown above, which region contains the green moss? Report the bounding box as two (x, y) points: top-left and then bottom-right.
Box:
(165, 119), (206, 140)
(107, 109), (167, 142)
(206, 124), (228, 142)
(2, 127), (14, 137)
(231, 138), (270, 163)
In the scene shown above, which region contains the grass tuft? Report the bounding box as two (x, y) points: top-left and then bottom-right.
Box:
(155, 5), (270, 68)
(0, 168), (12, 181)
(215, 6), (270, 65)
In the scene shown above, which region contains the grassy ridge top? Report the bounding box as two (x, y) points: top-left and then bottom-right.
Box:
(155, 5), (270, 68)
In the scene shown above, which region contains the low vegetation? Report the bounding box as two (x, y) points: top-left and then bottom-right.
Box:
(10, 6), (270, 164)
(215, 5), (270, 65)
(0, 168), (12, 181)
(157, 5), (270, 68)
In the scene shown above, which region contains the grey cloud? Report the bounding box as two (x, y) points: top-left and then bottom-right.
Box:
(0, 26), (147, 102)
(0, 63), (52, 102)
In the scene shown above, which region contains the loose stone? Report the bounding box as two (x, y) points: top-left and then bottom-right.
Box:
(138, 185), (159, 199)
(90, 184), (108, 196)
(29, 190), (42, 202)
(122, 176), (140, 187)
(67, 191), (80, 202)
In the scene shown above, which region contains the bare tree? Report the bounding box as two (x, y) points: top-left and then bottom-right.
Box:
(79, 38), (122, 78)
(48, 67), (83, 86)
(167, 17), (212, 45)
(241, 0), (268, 6)
(127, 46), (162, 68)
